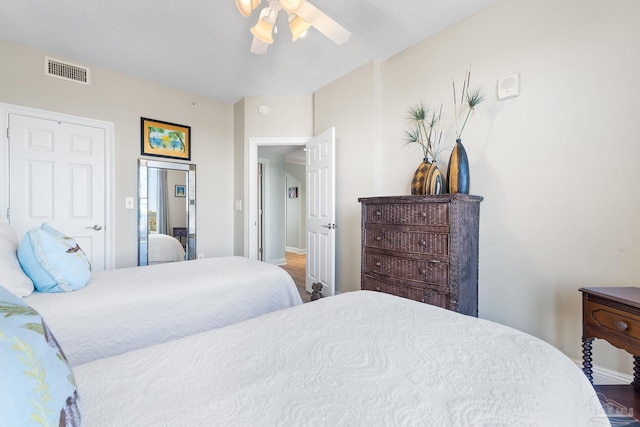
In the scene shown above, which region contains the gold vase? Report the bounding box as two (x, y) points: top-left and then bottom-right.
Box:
(411, 159), (443, 195)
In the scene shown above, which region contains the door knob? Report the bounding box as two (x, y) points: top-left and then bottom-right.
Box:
(320, 223), (336, 229)
(85, 224), (103, 231)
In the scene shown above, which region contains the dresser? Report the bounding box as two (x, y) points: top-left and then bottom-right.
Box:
(359, 194), (482, 316)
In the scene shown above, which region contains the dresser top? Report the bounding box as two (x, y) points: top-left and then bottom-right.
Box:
(358, 194), (483, 203)
(580, 287), (640, 308)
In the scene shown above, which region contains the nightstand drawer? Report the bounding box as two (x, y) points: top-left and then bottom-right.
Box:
(363, 252), (448, 285)
(585, 299), (640, 342)
(363, 203), (449, 226)
(363, 226), (449, 256)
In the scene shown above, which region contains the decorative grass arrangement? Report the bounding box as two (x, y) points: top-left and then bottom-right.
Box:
(404, 102), (444, 163)
(452, 67), (486, 140)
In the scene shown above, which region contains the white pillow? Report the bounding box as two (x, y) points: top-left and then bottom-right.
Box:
(0, 222), (34, 297)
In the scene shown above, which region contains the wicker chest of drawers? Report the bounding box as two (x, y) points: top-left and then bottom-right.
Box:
(358, 194), (483, 316)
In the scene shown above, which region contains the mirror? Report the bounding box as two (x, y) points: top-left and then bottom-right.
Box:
(138, 159), (196, 266)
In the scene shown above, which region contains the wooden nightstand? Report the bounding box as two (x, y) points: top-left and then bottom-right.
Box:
(580, 287), (640, 417)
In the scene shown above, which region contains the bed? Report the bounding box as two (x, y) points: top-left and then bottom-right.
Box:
(23, 256), (302, 365)
(65, 291), (609, 426)
(148, 232), (186, 263)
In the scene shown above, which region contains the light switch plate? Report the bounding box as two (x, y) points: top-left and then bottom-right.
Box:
(125, 197), (134, 209)
(235, 200), (242, 211)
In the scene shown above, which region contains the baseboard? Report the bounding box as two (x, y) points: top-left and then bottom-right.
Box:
(285, 247), (306, 254)
(572, 358), (633, 385)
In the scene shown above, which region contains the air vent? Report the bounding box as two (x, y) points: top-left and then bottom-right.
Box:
(44, 57), (91, 85)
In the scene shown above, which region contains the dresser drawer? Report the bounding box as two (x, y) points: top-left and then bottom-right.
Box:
(585, 299), (640, 343)
(363, 252), (448, 286)
(362, 275), (450, 307)
(363, 225), (449, 256)
(363, 203), (449, 226)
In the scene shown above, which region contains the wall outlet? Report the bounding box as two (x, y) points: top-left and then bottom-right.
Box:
(197, 253), (205, 259)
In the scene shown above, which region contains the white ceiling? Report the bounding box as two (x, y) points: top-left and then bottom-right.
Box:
(0, 0), (495, 103)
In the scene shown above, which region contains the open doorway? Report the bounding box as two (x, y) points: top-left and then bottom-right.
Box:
(248, 130), (336, 299)
(255, 143), (308, 300)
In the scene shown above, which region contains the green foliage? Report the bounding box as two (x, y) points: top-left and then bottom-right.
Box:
(0, 302), (38, 318)
(452, 67), (486, 139)
(404, 102), (443, 162)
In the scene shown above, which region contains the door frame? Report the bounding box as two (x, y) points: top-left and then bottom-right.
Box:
(246, 136), (310, 260)
(0, 102), (115, 269)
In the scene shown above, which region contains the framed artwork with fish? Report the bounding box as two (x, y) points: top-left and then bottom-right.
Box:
(141, 117), (191, 160)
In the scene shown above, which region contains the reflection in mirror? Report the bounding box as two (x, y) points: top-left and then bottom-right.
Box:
(138, 159), (196, 266)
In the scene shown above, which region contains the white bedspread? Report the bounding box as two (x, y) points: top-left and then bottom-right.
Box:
(75, 291), (608, 426)
(148, 233), (185, 263)
(26, 256), (302, 365)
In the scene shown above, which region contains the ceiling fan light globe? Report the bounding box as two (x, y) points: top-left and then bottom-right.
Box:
(289, 15), (311, 41)
(251, 18), (274, 44)
(235, 0), (260, 17)
(280, 0), (304, 13)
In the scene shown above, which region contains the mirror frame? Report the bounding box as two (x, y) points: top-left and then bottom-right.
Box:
(138, 159), (196, 265)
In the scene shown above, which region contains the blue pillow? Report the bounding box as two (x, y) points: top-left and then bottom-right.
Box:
(0, 285), (80, 426)
(17, 224), (91, 293)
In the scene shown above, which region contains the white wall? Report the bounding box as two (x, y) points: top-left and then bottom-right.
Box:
(233, 95), (313, 257)
(0, 39), (234, 266)
(285, 162), (306, 252)
(258, 150), (286, 264)
(314, 0), (640, 376)
(314, 62), (377, 300)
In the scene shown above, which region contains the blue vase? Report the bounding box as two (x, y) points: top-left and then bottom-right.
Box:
(447, 139), (470, 194)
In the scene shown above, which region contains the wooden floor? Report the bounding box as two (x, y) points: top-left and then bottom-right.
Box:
(278, 252), (310, 303)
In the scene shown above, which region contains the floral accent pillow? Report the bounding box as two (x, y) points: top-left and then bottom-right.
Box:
(17, 223), (91, 293)
(0, 285), (80, 426)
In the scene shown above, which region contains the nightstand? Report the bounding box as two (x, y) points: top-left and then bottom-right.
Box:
(580, 287), (640, 417)
(173, 227), (187, 248)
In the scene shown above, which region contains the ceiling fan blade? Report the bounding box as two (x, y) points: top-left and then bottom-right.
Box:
(295, 2), (350, 45)
(250, 37), (270, 54)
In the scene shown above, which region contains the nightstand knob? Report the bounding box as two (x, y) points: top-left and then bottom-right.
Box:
(420, 241), (427, 246)
(376, 236), (382, 241)
(421, 212), (427, 219)
(615, 320), (629, 332)
(374, 210), (381, 216)
(375, 261), (381, 267)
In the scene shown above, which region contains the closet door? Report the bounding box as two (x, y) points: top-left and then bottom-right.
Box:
(9, 113), (107, 270)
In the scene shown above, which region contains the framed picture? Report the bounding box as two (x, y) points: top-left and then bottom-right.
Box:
(175, 185), (186, 197)
(288, 187), (298, 198)
(141, 117), (191, 160)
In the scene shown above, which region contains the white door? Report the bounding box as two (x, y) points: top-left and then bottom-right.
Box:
(8, 113), (107, 270)
(306, 128), (336, 296)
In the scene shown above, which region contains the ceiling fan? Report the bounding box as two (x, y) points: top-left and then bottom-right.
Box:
(235, 0), (351, 54)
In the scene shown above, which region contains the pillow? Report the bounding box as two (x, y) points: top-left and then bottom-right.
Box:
(0, 285), (81, 426)
(0, 222), (34, 297)
(17, 224), (91, 293)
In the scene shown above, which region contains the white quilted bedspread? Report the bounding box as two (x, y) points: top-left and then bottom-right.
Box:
(74, 291), (609, 426)
(25, 256), (302, 365)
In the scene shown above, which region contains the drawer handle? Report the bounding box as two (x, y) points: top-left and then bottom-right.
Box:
(375, 261), (381, 267)
(421, 212), (427, 219)
(615, 320), (629, 332)
(420, 240), (427, 246)
(376, 236), (382, 241)
(428, 260), (440, 264)
(375, 210), (381, 216)
(421, 269), (428, 275)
